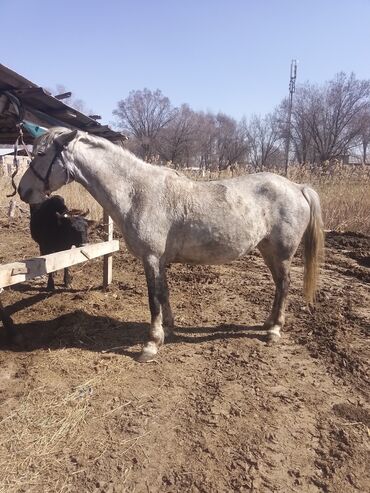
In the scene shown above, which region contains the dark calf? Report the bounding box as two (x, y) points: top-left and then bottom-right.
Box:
(30, 195), (90, 290)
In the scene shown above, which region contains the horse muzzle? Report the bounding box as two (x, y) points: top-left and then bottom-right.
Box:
(18, 186), (46, 204)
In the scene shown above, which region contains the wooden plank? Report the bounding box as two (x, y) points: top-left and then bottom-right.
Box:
(54, 92), (72, 100)
(0, 240), (119, 289)
(85, 125), (110, 133)
(103, 211), (114, 288)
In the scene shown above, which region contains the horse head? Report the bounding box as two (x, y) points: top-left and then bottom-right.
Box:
(18, 128), (78, 204)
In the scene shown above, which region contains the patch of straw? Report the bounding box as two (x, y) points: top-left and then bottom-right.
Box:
(0, 379), (95, 492)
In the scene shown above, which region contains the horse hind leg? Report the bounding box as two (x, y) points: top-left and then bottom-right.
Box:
(161, 270), (174, 336)
(257, 239), (292, 344)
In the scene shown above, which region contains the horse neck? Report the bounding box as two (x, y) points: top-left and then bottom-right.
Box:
(70, 142), (148, 221)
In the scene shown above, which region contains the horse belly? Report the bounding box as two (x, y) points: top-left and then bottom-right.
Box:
(174, 225), (259, 265)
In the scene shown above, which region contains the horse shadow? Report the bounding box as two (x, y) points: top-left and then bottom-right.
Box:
(0, 296), (267, 358)
(173, 324), (266, 344)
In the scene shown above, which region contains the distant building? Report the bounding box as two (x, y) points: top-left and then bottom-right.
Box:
(339, 154), (364, 165)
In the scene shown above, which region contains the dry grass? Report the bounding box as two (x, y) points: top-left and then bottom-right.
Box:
(287, 164), (370, 235)
(0, 178), (103, 222)
(1, 164), (369, 234)
(0, 349), (147, 492)
(58, 182), (103, 222)
(0, 377), (94, 492)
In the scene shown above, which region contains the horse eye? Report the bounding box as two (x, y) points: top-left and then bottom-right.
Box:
(37, 151), (46, 156)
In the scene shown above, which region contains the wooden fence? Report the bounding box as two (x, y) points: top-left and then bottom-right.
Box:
(0, 215), (119, 316)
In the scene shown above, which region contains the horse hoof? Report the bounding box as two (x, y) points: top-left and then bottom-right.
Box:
(266, 333), (281, 345)
(137, 352), (157, 363)
(137, 343), (158, 363)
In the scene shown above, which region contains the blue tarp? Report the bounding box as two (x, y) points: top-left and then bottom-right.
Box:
(23, 120), (47, 138)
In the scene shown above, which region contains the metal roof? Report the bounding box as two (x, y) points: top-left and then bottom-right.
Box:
(0, 147), (30, 157)
(0, 148), (15, 156)
(0, 64), (126, 144)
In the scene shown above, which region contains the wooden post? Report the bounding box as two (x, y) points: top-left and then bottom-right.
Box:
(8, 199), (17, 220)
(103, 210), (113, 288)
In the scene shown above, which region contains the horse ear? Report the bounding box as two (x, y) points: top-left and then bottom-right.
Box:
(55, 129), (78, 148)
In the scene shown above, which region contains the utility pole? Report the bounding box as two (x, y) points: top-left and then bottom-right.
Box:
(284, 59), (297, 176)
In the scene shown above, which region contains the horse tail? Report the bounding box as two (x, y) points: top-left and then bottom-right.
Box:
(301, 186), (324, 303)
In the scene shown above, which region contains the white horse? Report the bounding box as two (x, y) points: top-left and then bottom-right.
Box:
(18, 128), (324, 362)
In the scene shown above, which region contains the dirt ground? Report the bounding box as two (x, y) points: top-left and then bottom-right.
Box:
(0, 217), (369, 493)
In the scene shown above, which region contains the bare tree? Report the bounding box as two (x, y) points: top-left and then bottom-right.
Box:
(278, 90), (316, 164)
(214, 113), (249, 171)
(298, 73), (370, 164)
(113, 89), (176, 161)
(246, 113), (281, 170)
(109, 71), (370, 171)
(156, 104), (199, 167)
(357, 104), (370, 164)
(48, 84), (93, 114)
(191, 112), (218, 170)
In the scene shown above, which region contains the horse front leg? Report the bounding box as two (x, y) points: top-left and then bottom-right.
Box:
(138, 256), (166, 363)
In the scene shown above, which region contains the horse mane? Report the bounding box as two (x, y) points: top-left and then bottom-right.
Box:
(35, 126), (71, 148)
(35, 127), (184, 178)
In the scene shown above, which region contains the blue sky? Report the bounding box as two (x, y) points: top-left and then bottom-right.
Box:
(2, 0), (370, 126)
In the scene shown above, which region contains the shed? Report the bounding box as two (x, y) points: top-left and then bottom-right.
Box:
(0, 63), (125, 144)
(0, 64), (121, 290)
